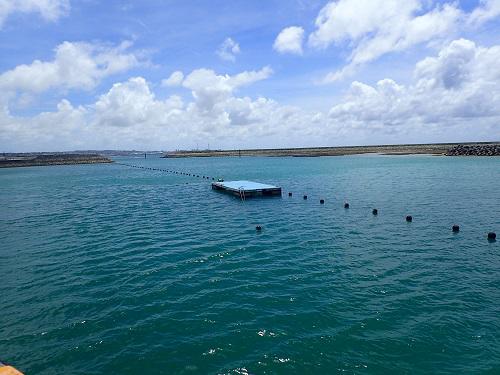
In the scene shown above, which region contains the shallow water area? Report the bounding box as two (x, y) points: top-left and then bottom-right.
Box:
(1, 154), (499, 374)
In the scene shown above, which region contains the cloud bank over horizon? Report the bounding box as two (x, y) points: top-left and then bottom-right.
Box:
(0, 0), (499, 151)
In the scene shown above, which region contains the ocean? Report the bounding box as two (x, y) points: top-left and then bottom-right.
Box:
(1, 155), (499, 374)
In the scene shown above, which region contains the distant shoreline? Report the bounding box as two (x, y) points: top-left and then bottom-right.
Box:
(162, 142), (500, 158)
(0, 154), (113, 168)
(1, 143), (498, 168)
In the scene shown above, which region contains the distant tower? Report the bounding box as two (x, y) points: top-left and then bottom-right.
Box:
(144, 153), (146, 159)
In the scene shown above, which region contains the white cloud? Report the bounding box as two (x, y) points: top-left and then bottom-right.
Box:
(93, 77), (183, 128)
(329, 39), (500, 125)
(310, 0), (463, 82)
(1, 41), (499, 152)
(161, 71), (184, 87)
(0, 40), (141, 93)
(468, 0), (500, 26)
(0, 0), (70, 27)
(216, 37), (240, 62)
(273, 26), (304, 55)
(0, 66), (286, 151)
(181, 66), (273, 111)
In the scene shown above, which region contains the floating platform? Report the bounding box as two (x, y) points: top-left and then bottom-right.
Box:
(212, 180), (281, 198)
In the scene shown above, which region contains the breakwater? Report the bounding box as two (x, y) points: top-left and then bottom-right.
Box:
(162, 142), (500, 158)
(0, 153), (113, 168)
(446, 144), (500, 156)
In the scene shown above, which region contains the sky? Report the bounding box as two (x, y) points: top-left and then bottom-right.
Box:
(0, 0), (499, 152)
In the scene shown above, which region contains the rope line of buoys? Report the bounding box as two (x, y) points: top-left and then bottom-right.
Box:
(116, 166), (497, 241)
(115, 162), (223, 182)
(284, 190), (496, 241)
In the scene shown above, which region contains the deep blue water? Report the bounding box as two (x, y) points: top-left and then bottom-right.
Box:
(1, 155), (499, 374)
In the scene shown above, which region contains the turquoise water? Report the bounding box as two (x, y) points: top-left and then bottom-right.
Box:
(1, 155), (499, 374)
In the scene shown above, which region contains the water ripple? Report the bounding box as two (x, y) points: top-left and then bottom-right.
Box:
(1, 155), (499, 374)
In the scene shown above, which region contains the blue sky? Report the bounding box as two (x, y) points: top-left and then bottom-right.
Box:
(1, 0), (499, 151)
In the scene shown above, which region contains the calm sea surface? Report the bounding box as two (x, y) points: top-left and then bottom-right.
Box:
(1, 155), (499, 374)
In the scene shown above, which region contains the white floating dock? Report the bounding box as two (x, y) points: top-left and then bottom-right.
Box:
(212, 180), (282, 198)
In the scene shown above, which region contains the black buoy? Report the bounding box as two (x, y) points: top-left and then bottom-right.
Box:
(452, 225), (460, 233)
(488, 232), (496, 241)
(288, 192), (292, 197)
(320, 199), (325, 204)
(344, 202), (349, 209)
(406, 215), (413, 222)
(303, 195), (307, 200)
(256, 225), (262, 231)
(372, 208), (378, 215)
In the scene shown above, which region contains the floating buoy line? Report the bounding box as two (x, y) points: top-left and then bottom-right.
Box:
(116, 162), (497, 242)
(115, 162), (223, 182)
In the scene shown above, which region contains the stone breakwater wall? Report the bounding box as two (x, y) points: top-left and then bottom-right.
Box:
(446, 144), (500, 156)
(0, 154), (113, 168)
(163, 143), (500, 158)
(162, 144), (455, 158)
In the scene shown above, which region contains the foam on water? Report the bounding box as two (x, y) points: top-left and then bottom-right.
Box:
(1, 155), (499, 374)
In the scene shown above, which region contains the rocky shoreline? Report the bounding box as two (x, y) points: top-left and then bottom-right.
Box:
(0, 153), (113, 168)
(162, 142), (500, 158)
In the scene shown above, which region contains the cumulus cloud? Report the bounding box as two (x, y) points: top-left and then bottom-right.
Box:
(310, 0), (463, 82)
(93, 77), (184, 128)
(0, 65), (291, 150)
(329, 39), (500, 125)
(181, 66), (273, 112)
(1, 40), (499, 152)
(161, 71), (184, 87)
(273, 26), (305, 55)
(0, 0), (70, 27)
(0, 40), (142, 94)
(216, 37), (240, 62)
